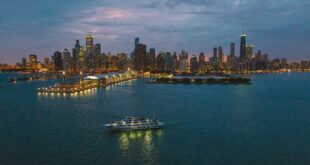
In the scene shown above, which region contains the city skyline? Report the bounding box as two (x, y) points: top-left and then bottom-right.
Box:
(1, 0), (310, 64)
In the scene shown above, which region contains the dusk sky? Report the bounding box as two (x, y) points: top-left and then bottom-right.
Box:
(1, 0), (310, 64)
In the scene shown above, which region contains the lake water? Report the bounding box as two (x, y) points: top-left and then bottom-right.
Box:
(0, 73), (310, 164)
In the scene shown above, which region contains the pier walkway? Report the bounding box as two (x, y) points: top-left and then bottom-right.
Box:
(37, 71), (137, 93)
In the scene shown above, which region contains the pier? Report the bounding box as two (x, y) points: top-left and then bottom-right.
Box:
(37, 71), (138, 93)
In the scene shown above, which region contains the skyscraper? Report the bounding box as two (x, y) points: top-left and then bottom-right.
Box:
(92, 43), (101, 70)
(29, 54), (38, 69)
(94, 43), (101, 56)
(230, 43), (235, 57)
(198, 52), (205, 73)
(72, 40), (81, 72)
(228, 43), (238, 70)
(22, 58), (27, 67)
(164, 52), (173, 71)
(246, 45), (254, 59)
(134, 43), (147, 71)
(240, 29), (247, 61)
(135, 37), (139, 48)
(218, 46), (224, 63)
(210, 48), (219, 70)
(172, 52), (178, 72)
(179, 49), (188, 72)
(78, 47), (84, 71)
(63, 49), (71, 72)
(199, 52), (205, 64)
(190, 55), (199, 73)
(213, 47), (218, 58)
(86, 35), (93, 54)
(156, 52), (165, 71)
(148, 48), (156, 70)
(53, 51), (63, 71)
(29, 54), (37, 64)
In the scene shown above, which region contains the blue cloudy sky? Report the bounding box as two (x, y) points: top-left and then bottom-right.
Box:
(0, 0), (310, 64)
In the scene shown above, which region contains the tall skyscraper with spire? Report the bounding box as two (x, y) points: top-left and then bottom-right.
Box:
(240, 26), (247, 62)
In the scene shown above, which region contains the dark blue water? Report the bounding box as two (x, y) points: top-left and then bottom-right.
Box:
(0, 73), (310, 164)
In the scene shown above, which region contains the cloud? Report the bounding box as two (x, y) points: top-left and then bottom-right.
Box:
(1, 0), (310, 64)
(31, 0), (310, 60)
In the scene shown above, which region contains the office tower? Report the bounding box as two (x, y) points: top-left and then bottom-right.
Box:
(172, 52), (178, 72)
(135, 37), (139, 48)
(22, 58), (27, 66)
(116, 53), (128, 71)
(230, 43), (235, 57)
(198, 52), (205, 73)
(72, 40), (80, 60)
(53, 51), (63, 71)
(63, 49), (71, 72)
(190, 55), (199, 73)
(300, 61), (309, 70)
(255, 50), (262, 61)
(209, 48), (219, 70)
(271, 58), (281, 70)
(281, 58), (288, 69)
(218, 46), (224, 63)
(148, 48), (156, 70)
(86, 35), (93, 53)
(134, 43), (147, 71)
(163, 52), (173, 71)
(85, 35), (93, 70)
(156, 52), (165, 71)
(29, 54), (37, 64)
(240, 29), (247, 61)
(72, 40), (81, 72)
(246, 45), (254, 59)
(179, 49), (188, 72)
(213, 47), (218, 58)
(91, 43), (101, 70)
(29, 54), (38, 70)
(84, 36), (95, 70)
(199, 52), (205, 64)
(94, 43), (101, 56)
(77, 47), (84, 71)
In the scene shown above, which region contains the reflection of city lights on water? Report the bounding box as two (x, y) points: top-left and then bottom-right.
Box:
(137, 131), (143, 138)
(129, 132), (137, 139)
(143, 130), (154, 159)
(156, 129), (163, 137)
(117, 130), (163, 155)
(119, 133), (129, 151)
(144, 130), (153, 146)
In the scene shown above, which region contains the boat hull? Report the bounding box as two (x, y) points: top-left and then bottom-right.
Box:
(105, 123), (164, 131)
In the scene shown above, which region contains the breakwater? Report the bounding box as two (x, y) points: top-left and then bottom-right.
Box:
(150, 76), (251, 84)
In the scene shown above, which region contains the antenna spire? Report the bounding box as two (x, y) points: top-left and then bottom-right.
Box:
(242, 24), (245, 34)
